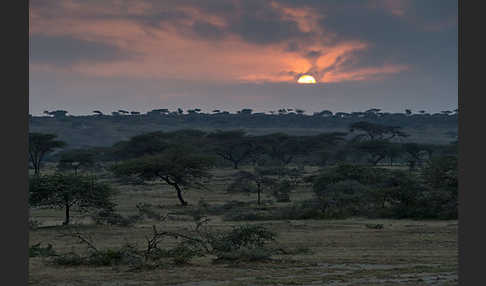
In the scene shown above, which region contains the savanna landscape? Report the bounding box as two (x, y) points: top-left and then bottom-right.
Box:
(28, 121), (458, 286)
(29, 1), (459, 285)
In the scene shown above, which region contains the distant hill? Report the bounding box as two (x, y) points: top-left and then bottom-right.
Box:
(29, 111), (458, 149)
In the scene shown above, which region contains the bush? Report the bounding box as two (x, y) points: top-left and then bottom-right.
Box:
(52, 252), (85, 266)
(46, 221), (280, 268)
(29, 243), (57, 257)
(222, 200), (326, 221)
(222, 209), (268, 221)
(207, 224), (277, 262)
(277, 246), (313, 255)
(271, 201), (326, 220)
(166, 244), (203, 265)
(191, 200), (270, 220)
(313, 178), (370, 217)
(115, 175), (146, 185)
(91, 209), (141, 227)
(29, 219), (41, 230)
(214, 247), (273, 263)
(310, 163), (458, 220)
(86, 244), (141, 266)
(135, 203), (166, 221)
(271, 180), (293, 202)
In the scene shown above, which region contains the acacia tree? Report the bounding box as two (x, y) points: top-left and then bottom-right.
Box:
(57, 149), (96, 175)
(402, 143), (428, 170)
(227, 168), (277, 205)
(259, 133), (304, 167)
(29, 133), (66, 175)
(349, 121), (408, 141)
(111, 131), (169, 160)
(111, 147), (214, 206)
(295, 109), (305, 115)
(385, 143), (403, 166)
(29, 173), (116, 225)
(354, 139), (391, 165)
(208, 130), (256, 169)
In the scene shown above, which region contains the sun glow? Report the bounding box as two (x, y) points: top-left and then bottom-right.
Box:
(297, 74), (317, 84)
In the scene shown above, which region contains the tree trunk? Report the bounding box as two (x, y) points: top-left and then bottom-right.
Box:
(233, 161), (239, 169)
(63, 203), (70, 225)
(257, 183), (261, 206)
(174, 184), (188, 206)
(33, 158), (40, 176)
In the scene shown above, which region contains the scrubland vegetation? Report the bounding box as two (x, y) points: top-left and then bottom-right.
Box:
(28, 118), (458, 285)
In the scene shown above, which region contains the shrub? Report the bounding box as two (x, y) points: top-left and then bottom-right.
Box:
(166, 244), (203, 265)
(222, 200), (327, 221)
(29, 243), (57, 257)
(116, 175), (146, 186)
(218, 225), (274, 250)
(207, 224), (277, 262)
(214, 247), (273, 263)
(271, 201), (326, 220)
(136, 203), (166, 221)
(222, 209), (268, 221)
(271, 180), (293, 202)
(310, 163), (458, 220)
(91, 209), (141, 227)
(191, 200), (267, 220)
(314, 179), (370, 217)
(277, 246), (313, 255)
(52, 252), (85, 266)
(47, 221), (280, 268)
(85, 244), (141, 266)
(29, 219), (41, 230)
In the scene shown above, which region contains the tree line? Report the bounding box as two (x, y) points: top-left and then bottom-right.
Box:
(28, 120), (458, 224)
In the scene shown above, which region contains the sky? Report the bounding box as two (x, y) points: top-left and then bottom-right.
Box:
(29, 0), (458, 116)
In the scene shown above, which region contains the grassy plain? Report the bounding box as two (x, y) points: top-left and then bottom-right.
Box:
(29, 166), (458, 285)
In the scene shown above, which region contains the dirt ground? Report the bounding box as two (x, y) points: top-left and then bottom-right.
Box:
(29, 167), (458, 285)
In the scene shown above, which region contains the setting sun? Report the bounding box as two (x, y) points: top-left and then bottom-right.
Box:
(297, 74), (317, 84)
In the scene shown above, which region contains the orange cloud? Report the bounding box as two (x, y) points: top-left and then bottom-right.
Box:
(321, 64), (409, 83)
(29, 1), (408, 84)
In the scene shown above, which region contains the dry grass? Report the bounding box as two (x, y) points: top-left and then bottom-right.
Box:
(29, 167), (458, 285)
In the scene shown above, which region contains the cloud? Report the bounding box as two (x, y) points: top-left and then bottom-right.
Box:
(29, 34), (139, 67)
(31, 0), (453, 84)
(321, 64), (409, 83)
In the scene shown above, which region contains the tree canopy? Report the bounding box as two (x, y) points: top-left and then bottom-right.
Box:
(349, 121), (408, 141)
(207, 130), (258, 169)
(29, 133), (66, 175)
(29, 173), (116, 225)
(111, 146), (215, 205)
(57, 148), (96, 174)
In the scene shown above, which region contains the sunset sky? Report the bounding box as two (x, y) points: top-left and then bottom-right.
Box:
(29, 0), (458, 115)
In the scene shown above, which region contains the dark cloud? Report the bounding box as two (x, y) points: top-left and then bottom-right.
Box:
(304, 50), (322, 60)
(133, 10), (189, 28)
(313, 0), (457, 78)
(285, 41), (301, 52)
(29, 34), (139, 66)
(224, 1), (311, 45)
(192, 20), (227, 40)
